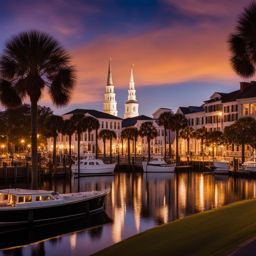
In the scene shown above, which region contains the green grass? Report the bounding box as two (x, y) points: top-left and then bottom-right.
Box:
(95, 199), (256, 256)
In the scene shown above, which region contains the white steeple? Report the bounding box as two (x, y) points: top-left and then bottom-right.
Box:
(103, 59), (118, 116)
(124, 65), (139, 119)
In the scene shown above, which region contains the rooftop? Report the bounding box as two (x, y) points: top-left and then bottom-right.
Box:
(122, 115), (153, 128)
(64, 109), (122, 120)
(179, 106), (204, 115)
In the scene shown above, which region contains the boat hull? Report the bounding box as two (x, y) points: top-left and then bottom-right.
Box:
(0, 193), (107, 227)
(72, 164), (116, 175)
(142, 162), (176, 173)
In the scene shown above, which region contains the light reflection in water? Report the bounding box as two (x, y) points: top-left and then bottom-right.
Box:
(1, 172), (256, 256)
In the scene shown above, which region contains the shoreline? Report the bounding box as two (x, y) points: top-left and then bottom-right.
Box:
(94, 199), (256, 256)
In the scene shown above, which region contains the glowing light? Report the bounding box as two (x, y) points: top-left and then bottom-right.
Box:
(20, 139), (25, 144)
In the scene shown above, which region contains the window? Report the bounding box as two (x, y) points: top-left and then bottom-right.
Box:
(106, 122), (108, 129)
(18, 196), (25, 203)
(84, 162), (87, 165)
(96, 162), (99, 165)
(24, 196), (32, 202)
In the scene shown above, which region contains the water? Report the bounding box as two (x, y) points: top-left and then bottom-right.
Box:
(1, 172), (256, 256)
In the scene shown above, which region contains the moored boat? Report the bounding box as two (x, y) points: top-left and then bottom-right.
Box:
(142, 158), (176, 173)
(241, 161), (256, 172)
(0, 188), (109, 227)
(72, 155), (116, 175)
(211, 160), (230, 174)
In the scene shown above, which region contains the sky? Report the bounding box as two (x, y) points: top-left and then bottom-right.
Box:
(0, 0), (253, 116)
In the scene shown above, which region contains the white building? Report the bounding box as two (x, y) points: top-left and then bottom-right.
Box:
(124, 66), (139, 118)
(177, 81), (256, 159)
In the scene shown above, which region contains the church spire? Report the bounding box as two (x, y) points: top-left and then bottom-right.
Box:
(103, 58), (118, 116)
(107, 58), (113, 86)
(129, 64), (135, 89)
(124, 64), (139, 119)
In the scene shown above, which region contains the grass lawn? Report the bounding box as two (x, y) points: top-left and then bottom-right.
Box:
(94, 199), (256, 256)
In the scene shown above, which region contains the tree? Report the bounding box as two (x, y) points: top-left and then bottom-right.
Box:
(194, 127), (208, 156)
(71, 114), (88, 174)
(139, 122), (157, 161)
(44, 115), (64, 172)
(180, 126), (194, 162)
(121, 127), (137, 165)
(99, 129), (110, 161)
(168, 114), (187, 164)
(62, 119), (76, 165)
(229, 2), (256, 78)
(86, 116), (99, 157)
(206, 131), (225, 160)
(158, 111), (173, 161)
(0, 31), (75, 188)
(224, 117), (256, 163)
(108, 130), (117, 163)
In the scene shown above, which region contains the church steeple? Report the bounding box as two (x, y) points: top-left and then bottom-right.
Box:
(124, 65), (139, 119)
(103, 59), (118, 116)
(107, 58), (113, 86)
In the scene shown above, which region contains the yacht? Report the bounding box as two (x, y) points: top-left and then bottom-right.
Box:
(241, 151), (256, 172)
(72, 155), (116, 175)
(142, 158), (176, 173)
(211, 160), (230, 174)
(0, 188), (109, 226)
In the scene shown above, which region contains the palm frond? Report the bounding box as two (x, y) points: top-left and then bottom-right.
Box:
(0, 80), (21, 108)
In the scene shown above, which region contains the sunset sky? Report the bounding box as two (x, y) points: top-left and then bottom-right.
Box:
(0, 0), (252, 116)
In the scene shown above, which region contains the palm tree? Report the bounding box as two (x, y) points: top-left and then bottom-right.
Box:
(70, 114), (88, 175)
(121, 128), (137, 165)
(180, 126), (194, 162)
(62, 119), (76, 165)
(168, 114), (187, 164)
(224, 117), (256, 163)
(229, 2), (256, 78)
(44, 115), (64, 172)
(0, 31), (75, 188)
(99, 129), (110, 161)
(194, 127), (208, 156)
(132, 128), (139, 160)
(139, 122), (157, 161)
(108, 130), (117, 163)
(206, 131), (225, 160)
(86, 116), (99, 157)
(158, 111), (173, 161)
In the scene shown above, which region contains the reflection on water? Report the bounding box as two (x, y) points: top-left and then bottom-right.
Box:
(1, 172), (256, 256)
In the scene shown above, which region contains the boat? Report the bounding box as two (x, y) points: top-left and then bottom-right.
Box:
(211, 160), (230, 174)
(142, 158), (176, 173)
(241, 161), (256, 172)
(241, 151), (256, 172)
(0, 188), (109, 227)
(72, 155), (116, 175)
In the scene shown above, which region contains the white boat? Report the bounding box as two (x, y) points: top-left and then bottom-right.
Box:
(240, 151), (256, 172)
(211, 160), (230, 174)
(241, 161), (256, 172)
(0, 188), (109, 227)
(72, 155), (116, 175)
(142, 158), (176, 173)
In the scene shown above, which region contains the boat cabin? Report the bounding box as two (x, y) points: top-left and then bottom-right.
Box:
(0, 189), (57, 207)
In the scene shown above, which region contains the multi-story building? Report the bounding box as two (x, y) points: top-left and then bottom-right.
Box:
(177, 81), (256, 159)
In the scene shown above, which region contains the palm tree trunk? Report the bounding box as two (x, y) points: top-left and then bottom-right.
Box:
(31, 99), (38, 189)
(147, 137), (151, 161)
(187, 137), (190, 163)
(176, 130), (179, 165)
(128, 138), (131, 165)
(134, 138), (137, 161)
(121, 139), (124, 156)
(53, 135), (57, 173)
(110, 137), (112, 163)
(95, 129), (98, 159)
(103, 138), (106, 161)
(164, 128), (167, 161)
(69, 134), (72, 172)
(168, 129), (172, 160)
(77, 132), (81, 175)
(242, 143), (245, 163)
